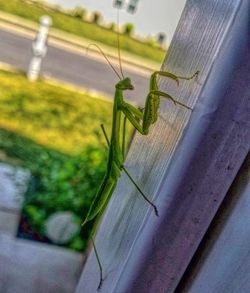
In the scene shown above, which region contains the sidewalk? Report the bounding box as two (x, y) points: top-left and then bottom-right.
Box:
(0, 234), (82, 293)
(0, 11), (160, 75)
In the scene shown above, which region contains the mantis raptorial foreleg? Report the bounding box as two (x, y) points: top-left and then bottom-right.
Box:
(120, 70), (198, 136)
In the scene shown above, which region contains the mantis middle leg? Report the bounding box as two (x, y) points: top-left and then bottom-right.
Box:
(100, 123), (158, 215)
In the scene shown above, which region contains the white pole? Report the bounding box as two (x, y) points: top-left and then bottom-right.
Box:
(27, 15), (52, 81)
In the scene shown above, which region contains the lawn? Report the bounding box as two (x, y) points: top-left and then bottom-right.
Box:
(0, 69), (133, 251)
(0, 0), (165, 63)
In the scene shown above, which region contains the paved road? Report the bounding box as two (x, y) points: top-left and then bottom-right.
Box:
(0, 29), (151, 105)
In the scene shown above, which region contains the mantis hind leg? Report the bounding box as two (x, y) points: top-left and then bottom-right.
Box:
(121, 165), (159, 216)
(91, 236), (103, 290)
(88, 181), (117, 291)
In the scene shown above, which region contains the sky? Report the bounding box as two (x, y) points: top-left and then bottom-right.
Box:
(46, 0), (186, 43)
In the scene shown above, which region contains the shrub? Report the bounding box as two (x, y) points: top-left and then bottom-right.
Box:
(123, 23), (134, 36)
(0, 69), (114, 251)
(145, 35), (160, 48)
(157, 33), (166, 47)
(108, 22), (116, 32)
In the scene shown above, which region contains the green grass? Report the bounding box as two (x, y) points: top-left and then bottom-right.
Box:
(0, 69), (132, 251)
(0, 0), (165, 63)
(0, 70), (113, 154)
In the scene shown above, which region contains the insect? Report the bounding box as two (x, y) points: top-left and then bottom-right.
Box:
(82, 17), (198, 291)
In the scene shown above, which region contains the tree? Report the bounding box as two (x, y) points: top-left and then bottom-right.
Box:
(109, 22), (116, 32)
(92, 11), (102, 25)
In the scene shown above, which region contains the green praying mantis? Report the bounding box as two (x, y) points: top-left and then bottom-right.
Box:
(81, 21), (198, 291)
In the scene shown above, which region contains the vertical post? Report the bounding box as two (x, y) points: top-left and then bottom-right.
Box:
(75, 0), (249, 292)
(27, 15), (52, 81)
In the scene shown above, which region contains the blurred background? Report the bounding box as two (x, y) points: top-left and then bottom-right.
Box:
(0, 0), (185, 289)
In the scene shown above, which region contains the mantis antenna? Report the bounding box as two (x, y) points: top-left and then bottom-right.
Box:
(116, 9), (125, 79)
(86, 43), (122, 80)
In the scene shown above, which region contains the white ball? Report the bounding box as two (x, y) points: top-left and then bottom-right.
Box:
(45, 211), (80, 244)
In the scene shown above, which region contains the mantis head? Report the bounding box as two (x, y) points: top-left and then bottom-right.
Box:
(116, 77), (134, 91)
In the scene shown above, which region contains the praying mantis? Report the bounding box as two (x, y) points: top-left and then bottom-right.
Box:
(82, 18), (198, 291)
